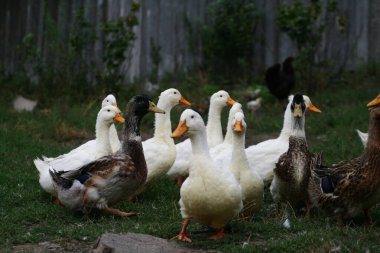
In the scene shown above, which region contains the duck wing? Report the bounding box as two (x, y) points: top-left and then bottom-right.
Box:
(60, 153), (135, 182)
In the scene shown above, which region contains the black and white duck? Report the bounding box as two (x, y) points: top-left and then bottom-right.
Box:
(270, 94), (322, 219)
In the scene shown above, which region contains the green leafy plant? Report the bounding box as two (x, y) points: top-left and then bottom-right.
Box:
(276, 0), (343, 92)
(201, 0), (259, 87)
(100, 2), (140, 93)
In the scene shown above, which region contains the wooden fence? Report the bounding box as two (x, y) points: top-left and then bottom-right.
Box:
(0, 0), (379, 82)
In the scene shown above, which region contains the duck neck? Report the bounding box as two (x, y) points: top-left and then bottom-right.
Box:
(121, 114), (142, 153)
(189, 129), (210, 158)
(95, 119), (112, 153)
(223, 119), (234, 145)
(290, 116), (306, 138)
(365, 110), (380, 153)
(206, 105), (224, 147)
(279, 103), (293, 139)
(153, 100), (173, 140)
(230, 132), (248, 180)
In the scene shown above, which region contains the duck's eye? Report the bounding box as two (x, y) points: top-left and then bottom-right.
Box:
(191, 115), (194, 119)
(107, 109), (110, 112)
(174, 91), (177, 94)
(106, 100), (109, 102)
(220, 95), (223, 97)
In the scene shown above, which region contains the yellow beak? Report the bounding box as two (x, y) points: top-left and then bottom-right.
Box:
(308, 103), (322, 113)
(148, 101), (165, 114)
(233, 120), (243, 132)
(113, 113), (125, 123)
(367, 95), (380, 108)
(179, 97), (191, 106)
(227, 97), (236, 105)
(171, 120), (189, 138)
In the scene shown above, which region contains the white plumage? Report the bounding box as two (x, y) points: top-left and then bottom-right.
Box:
(172, 109), (242, 241)
(142, 88), (191, 184)
(167, 90), (235, 180)
(34, 104), (124, 195)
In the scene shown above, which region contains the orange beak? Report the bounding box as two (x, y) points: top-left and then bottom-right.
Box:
(113, 113), (125, 123)
(171, 121), (189, 138)
(227, 97), (236, 105)
(367, 95), (380, 108)
(308, 103), (321, 113)
(233, 120), (243, 132)
(179, 97), (191, 107)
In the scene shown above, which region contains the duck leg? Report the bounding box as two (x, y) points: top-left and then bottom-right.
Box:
(276, 202), (282, 220)
(305, 198), (311, 219)
(209, 227), (226, 240)
(102, 207), (137, 217)
(177, 218), (192, 242)
(177, 175), (184, 187)
(336, 212), (344, 227)
(363, 208), (373, 226)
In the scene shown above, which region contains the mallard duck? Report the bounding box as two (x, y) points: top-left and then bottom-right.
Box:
(356, 129), (368, 147)
(229, 111), (264, 218)
(269, 94), (321, 219)
(35, 105), (124, 195)
(49, 95), (164, 215)
(210, 102), (243, 169)
(142, 88), (191, 184)
(246, 95), (321, 185)
(171, 109), (242, 242)
(309, 94), (380, 225)
(167, 90), (235, 185)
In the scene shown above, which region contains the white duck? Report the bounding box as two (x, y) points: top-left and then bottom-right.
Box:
(42, 94), (121, 161)
(210, 102), (243, 169)
(246, 95), (321, 185)
(167, 90), (235, 184)
(171, 109), (242, 242)
(34, 105), (124, 195)
(229, 111), (264, 218)
(142, 88), (191, 184)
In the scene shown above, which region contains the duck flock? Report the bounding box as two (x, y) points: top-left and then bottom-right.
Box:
(33, 89), (380, 242)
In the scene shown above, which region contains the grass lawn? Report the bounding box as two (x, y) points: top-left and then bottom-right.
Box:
(1, 73), (380, 252)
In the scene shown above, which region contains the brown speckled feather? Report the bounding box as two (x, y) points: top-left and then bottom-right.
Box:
(309, 105), (380, 220)
(272, 136), (319, 207)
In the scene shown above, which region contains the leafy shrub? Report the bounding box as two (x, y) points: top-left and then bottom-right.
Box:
(276, 0), (344, 92)
(202, 0), (259, 87)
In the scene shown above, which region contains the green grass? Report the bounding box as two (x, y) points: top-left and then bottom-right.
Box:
(1, 71), (380, 252)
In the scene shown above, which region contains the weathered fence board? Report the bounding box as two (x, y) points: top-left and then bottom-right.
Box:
(0, 0), (379, 82)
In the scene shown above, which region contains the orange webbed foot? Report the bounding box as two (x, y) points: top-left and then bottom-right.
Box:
(177, 232), (192, 242)
(209, 228), (225, 240)
(102, 207), (137, 217)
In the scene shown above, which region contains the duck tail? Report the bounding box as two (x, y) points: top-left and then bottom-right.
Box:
(49, 169), (73, 189)
(33, 158), (49, 174)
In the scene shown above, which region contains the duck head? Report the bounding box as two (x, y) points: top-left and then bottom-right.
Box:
(102, 94), (120, 112)
(232, 111), (246, 134)
(126, 94), (165, 117)
(99, 105), (125, 125)
(210, 90), (236, 109)
(159, 88), (191, 109)
(368, 94), (380, 120)
(289, 94), (321, 117)
(171, 109), (205, 138)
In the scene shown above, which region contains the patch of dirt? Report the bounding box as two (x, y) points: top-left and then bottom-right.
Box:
(11, 240), (93, 253)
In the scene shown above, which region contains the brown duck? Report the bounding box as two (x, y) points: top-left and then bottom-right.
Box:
(50, 95), (164, 216)
(309, 94), (380, 225)
(270, 94), (321, 219)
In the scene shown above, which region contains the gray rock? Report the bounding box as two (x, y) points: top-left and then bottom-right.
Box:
(93, 233), (220, 253)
